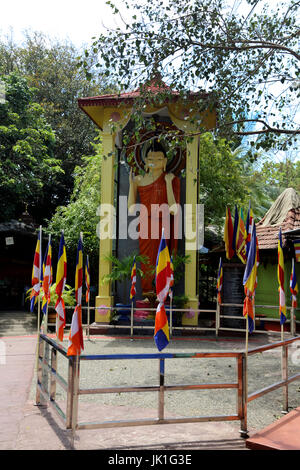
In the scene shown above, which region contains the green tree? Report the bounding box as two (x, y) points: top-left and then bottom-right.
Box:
(0, 32), (115, 217)
(85, 0), (299, 153)
(0, 72), (61, 221)
(199, 134), (247, 228)
(46, 134), (102, 282)
(255, 157), (300, 198)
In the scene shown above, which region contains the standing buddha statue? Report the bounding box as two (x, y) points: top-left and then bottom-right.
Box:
(128, 141), (181, 298)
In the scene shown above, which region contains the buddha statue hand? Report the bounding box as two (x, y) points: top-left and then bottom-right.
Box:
(129, 168), (134, 184)
(164, 173), (175, 184)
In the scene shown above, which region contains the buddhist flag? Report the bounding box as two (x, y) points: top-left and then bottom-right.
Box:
(30, 231), (41, 312)
(216, 257), (223, 305)
(236, 208), (247, 264)
(85, 255), (90, 304)
(278, 228), (286, 325)
(42, 238), (52, 315)
(293, 240), (300, 263)
(169, 255), (174, 300)
(130, 256), (136, 300)
(67, 235), (84, 356)
(55, 232), (67, 341)
(232, 205), (239, 254)
(253, 232), (260, 296)
(154, 229), (171, 351)
(245, 202), (254, 257)
(243, 222), (258, 333)
(224, 207), (234, 259)
(290, 258), (298, 309)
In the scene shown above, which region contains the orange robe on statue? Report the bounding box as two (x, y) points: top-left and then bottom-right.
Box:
(137, 173), (181, 295)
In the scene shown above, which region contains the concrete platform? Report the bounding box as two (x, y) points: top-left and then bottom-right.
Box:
(246, 408), (300, 450)
(0, 335), (248, 450)
(0, 312), (297, 451)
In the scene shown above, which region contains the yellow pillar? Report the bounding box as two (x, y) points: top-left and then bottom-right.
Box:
(182, 136), (199, 325)
(95, 132), (116, 322)
(168, 104), (200, 325)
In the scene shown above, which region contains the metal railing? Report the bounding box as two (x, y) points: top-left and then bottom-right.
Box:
(247, 337), (300, 412)
(45, 302), (299, 339)
(36, 333), (300, 441)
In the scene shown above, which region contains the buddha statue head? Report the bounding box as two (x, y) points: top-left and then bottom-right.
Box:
(144, 140), (167, 172)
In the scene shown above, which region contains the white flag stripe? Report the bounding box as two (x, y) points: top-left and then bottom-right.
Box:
(55, 300), (65, 318)
(279, 288), (286, 306)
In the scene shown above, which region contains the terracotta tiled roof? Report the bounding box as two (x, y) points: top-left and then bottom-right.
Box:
(256, 208), (300, 250)
(78, 78), (174, 107)
(78, 77), (206, 107)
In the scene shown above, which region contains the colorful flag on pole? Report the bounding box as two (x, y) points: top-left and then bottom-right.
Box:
(85, 255), (90, 304)
(130, 256), (136, 300)
(290, 258), (298, 309)
(30, 231), (41, 312)
(224, 207), (235, 259)
(293, 240), (300, 263)
(67, 235), (84, 356)
(253, 232), (260, 296)
(154, 229), (171, 351)
(232, 205), (239, 255)
(236, 208), (247, 264)
(42, 238), (52, 315)
(169, 255), (174, 300)
(243, 222), (258, 333)
(278, 228), (286, 325)
(245, 202), (254, 257)
(55, 232), (67, 341)
(216, 257), (223, 305)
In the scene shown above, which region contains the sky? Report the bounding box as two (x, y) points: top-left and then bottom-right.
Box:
(0, 0), (121, 48)
(0, 0), (254, 48)
(0, 0), (297, 163)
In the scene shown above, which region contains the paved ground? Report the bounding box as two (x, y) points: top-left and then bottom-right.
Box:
(1, 310), (300, 451)
(1, 334), (247, 451)
(0, 310), (37, 337)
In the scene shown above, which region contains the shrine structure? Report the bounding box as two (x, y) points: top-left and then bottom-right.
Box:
(78, 77), (216, 326)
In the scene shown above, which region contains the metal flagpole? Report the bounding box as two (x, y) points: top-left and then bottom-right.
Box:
(36, 225), (42, 372)
(57, 229), (64, 345)
(72, 352), (80, 448)
(86, 254), (90, 341)
(216, 301), (220, 337)
(130, 300), (134, 338)
(80, 232), (84, 342)
(291, 258), (296, 336)
(169, 296), (173, 337)
(245, 315), (249, 428)
(87, 298), (90, 341)
(44, 233), (51, 335)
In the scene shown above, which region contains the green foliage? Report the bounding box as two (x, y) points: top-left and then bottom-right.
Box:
(0, 31), (116, 223)
(46, 134), (102, 281)
(26, 283), (76, 307)
(101, 253), (151, 284)
(0, 72), (61, 222)
(252, 157), (300, 202)
(172, 252), (191, 285)
(173, 294), (189, 309)
(85, 0), (300, 152)
(199, 133), (248, 228)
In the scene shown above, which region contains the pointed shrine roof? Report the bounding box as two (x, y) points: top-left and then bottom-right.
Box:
(78, 77), (206, 107)
(256, 188), (300, 249)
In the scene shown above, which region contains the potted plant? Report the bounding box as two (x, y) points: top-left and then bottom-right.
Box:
(101, 253), (151, 322)
(26, 283), (76, 326)
(168, 253), (191, 326)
